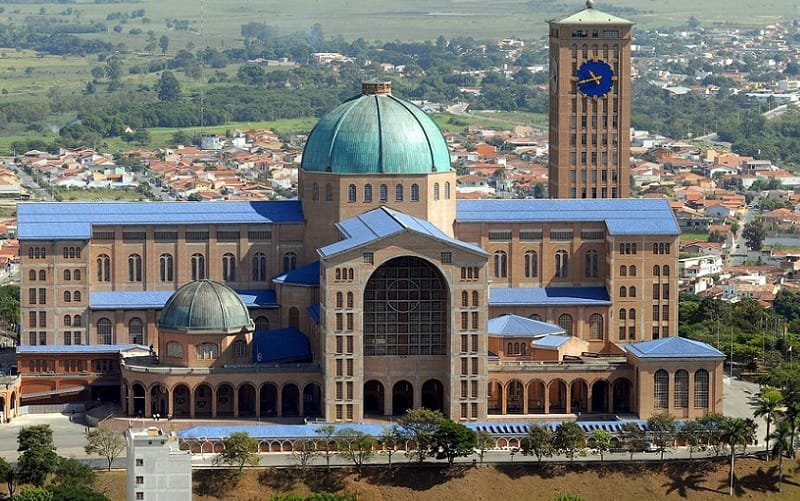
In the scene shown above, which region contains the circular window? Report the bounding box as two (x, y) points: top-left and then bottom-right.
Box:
(386, 279), (421, 312)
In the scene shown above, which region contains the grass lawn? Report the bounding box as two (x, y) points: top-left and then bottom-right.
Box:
(681, 233), (710, 241)
(91, 457), (800, 501)
(57, 187), (146, 201)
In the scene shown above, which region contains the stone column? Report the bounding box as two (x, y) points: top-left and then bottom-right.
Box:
(565, 384), (572, 414)
(211, 388), (217, 418)
(587, 386), (593, 413)
(276, 387), (282, 417)
(522, 384), (529, 415)
(233, 388), (239, 418)
(501, 383), (508, 415)
(189, 390), (195, 419)
(255, 388), (261, 419)
(383, 381), (392, 417)
(607, 383), (614, 415)
(166, 388), (173, 418)
(144, 390), (152, 418)
(544, 383), (550, 414)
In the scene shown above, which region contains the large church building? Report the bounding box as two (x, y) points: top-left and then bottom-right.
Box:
(13, 3), (724, 425)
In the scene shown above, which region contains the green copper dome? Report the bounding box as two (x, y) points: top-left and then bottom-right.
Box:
(301, 82), (451, 175)
(158, 280), (254, 334)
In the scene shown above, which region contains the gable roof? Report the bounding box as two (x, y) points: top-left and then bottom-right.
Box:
(272, 261), (320, 286)
(533, 335), (573, 349)
(18, 201), (304, 240)
(488, 314), (565, 337)
(456, 198), (679, 236)
(90, 289), (278, 310)
(551, 3), (634, 26)
(319, 206), (487, 258)
(625, 336), (725, 359)
(489, 287), (611, 306)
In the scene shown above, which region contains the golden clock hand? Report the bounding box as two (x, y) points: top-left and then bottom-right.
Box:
(578, 76), (602, 84)
(588, 70), (602, 83)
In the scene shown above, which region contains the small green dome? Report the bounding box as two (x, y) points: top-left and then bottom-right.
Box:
(159, 280), (254, 334)
(301, 82), (451, 175)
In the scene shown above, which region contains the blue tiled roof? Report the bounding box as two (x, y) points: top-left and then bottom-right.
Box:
(91, 289), (278, 310)
(456, 198), (680, 236)
(319, 207), (487, 258)
(487, 314), (565, 337)
(533, 334), (573, 349)
(625, 336), (725, 359)
(272, 261), (320, 286)
(17, 201), (304, 240)
(306, 304), (320, 324)
(252, 328), (311, 364)
(468, 420), (648, 435)
(17, 344), (148, 354)
(489, 287), (611, 306)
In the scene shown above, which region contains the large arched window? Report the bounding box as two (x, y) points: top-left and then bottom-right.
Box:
(619, 265), (627, 276)
(129, 317), (144, 345)
(674, 369), (689, 408)
(654, 369), (669, 409)
(97, 254), (111, 282)
(589, 313), (603, 340)
(619, 286), (627, 297)
(166, 341), (183, 358)
(363, 256), (447, 356)
(38, 270), (46, 281)
(283, 252), (297, 273)
(347, 184), (357, 203)
(73, 314), (82, 327)
(663, 265), (670, 276)
(629, 265), (636, 277)
(252, 252), (267, 281)
(364, 184), (373, 202)
(347, 292), (354, 308)
(629, 285), (636, 298)
(528, 314), (542, 321)
(445, 181), (451, 199)
(255, 316), (270, 331)
(433, 183), (440, 201)
(493, 251), (507, 278)
(694, 369), (709, 408)
(196, 343), (219, 360)
(524, 251), (538, 278)
(411, 184), (420, 202)
(128, 254), (142, 282)
(222, 253), (236, 281)
(63, 269), (71, 281)
(311, 182), (319, 201)
(395, 183), (404, 201)
(160, 253), (174, 282)
(337, 292), (345, 308)
(64, 291), (71, 303)
(28, 270), (35, 281)
(74, 291), (81, 302)
(191, 253), (206, 280)
(379, 184), (388, 202)
(653, 265), (660, 276)
(584, 250), (599, 278)
(233, 340), (247, 358)
(558, 314), (574, 336)
(97, 318), (113, 345)
(555, 250), (569, 278)
(325, 183), (333, 201)
(63, 315), (72, 327)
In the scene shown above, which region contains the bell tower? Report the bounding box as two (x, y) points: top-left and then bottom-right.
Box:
(548, 1), (633, 199)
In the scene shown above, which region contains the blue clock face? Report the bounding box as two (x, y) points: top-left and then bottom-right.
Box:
(574, 59), (615, 97)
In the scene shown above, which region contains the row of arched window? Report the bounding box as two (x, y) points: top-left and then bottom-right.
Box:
(63, 291), (82, 303)
(493, 249), (599, 279)
(654, 369), (709, 409)
(97, 251), (289, 283)
(653, 243), (672, 255)
(334, 292), (355, 309)
(553, 313), (604, 339)
(460, 267), (481, 281)
(619, 286), (636, 298)
(63, 269), (82, 281)
(334, 267), (354, 282)
(317, 181), (453, 203)
(619, 265), (636, 277)
(62, 247), (81, 259)
(97, 317), (143, 345)
(461, 290), (480, 308)
(27, 247), (47, 259)
(63, 315), (82, 327)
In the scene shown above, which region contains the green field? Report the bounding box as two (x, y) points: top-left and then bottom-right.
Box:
(680, 232), (710, 241)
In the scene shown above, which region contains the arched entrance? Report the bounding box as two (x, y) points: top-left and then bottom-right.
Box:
(364, 380), (385, 415)
(527, 380), (545, 413)
(592, 380), (610, 413)
(392, 380), (413, 416)
(570, 380), (589, 414)
(150, 384), (168, 417)
(612, 378), (632, 413)
(172, 384), (190, 417)
(216, 383), (235, 416)
(260, 383), (278, 417)
(0, 396), (5, 422)
(548, 380), (567, 413)
(132, 383), (146, 417)
(506, 380), (524, 414)
(303, 383), (321, 417)
(281, 384), (300, 417)
(421, 379), (444, 412)
(488, 381), (503, 414)
(238, 384), (256, 417)
(195, 383), (213, 417)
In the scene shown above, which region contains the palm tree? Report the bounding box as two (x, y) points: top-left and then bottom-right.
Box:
(753, 388), (783, 460)
(719, 417), (756, 496)
(771, 418), (792, 492)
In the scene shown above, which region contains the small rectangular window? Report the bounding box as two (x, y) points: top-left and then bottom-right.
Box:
(519, 230), (542, 241)
(362, 252), (374, 264)
(346, 359), (353, 376)
(488, 230), (512, 241)
(136, 493), (144, 500)
(136, 476), (144, 485)
(248, 230), (272, 241)
(122, 231), (147, 242)
(186, 231), (209, 242)
(153, 231), (177, 242)
(136, 459), (144, 467)
(216, 231), (240, 242)
(440, 252), (453, 264)
(92, 231), (115, 240)
(550, 230), (574, 241)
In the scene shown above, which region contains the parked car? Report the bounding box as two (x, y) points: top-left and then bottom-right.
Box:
(643, 442), (658, 453)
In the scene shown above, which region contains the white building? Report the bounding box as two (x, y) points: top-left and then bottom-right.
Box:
(680, 255), (723, 279)
(127, 427), (192, 501)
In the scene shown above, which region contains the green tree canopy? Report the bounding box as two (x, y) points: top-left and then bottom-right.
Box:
(335, 428), (375, 472)
(156, 71), (181, 102)
(214, 432), (259, 472)
(432, 419), (476, 466)
(522, 424), (555, 463)
(553, 422), (585, 462)
(397, 408), (446, 463)
(17, 425), (59, 486)
(742, 219), (766, 251)
(647, 413), (678, 460)
(84, 425), (125, 472)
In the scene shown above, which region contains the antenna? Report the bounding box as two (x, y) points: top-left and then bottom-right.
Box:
(199, 0), (206, 137)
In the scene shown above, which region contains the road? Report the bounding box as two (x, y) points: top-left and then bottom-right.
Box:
(12, 165), (54, 201)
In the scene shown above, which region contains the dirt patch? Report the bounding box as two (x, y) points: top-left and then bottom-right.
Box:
(94, 457), (800, 501)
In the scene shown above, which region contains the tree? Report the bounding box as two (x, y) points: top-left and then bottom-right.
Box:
(397, 408), (446, 463)
(14, 487), (53, 501)
(53, 457), (94, 487)
(679, 419), (705, 459)
(84, 425), (125, 471)
(214, 432), (259, 472)
(378, 426), (403, 469)
(719, 417), (756, 496)
(292, 438), (319, 472)
(432, 420), (476, 466)
(474, 430), (494, 464)
(156, 71), (181, 102)
(521, 424), (555, 463)
(48, 484), (109, 501)
(105, 55), (123, 87)
(621, 422), (646, 460)
(771, 418), (792, 492)
(590, 429), (612, 461)
(17, 425), (59, 486)
(159, 35), (170, 54)
(753, 387), (783, 460)
(553, 422), (585, 462)
(742, 220), (766, 251)
(315, 425), (337, 470)
(335, 428), (375, 473)
(0, 456), (16, 497)
(647, 413), (678, 461)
